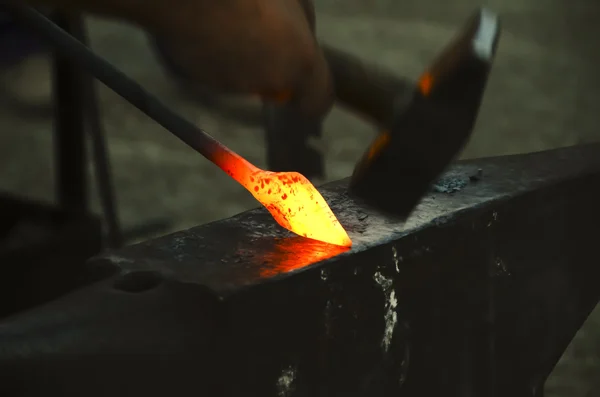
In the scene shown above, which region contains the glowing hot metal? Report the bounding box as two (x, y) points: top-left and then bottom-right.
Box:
(5, 6), (352, 248)
(210, 147), (352, 248)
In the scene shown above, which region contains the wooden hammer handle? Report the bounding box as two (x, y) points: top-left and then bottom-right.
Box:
(322, 45), (415, 128)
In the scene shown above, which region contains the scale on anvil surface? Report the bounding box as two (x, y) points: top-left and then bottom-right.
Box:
(3, 4), (499, 251)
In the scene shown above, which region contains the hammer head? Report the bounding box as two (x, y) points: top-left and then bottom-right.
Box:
(349, 8), (501, 218)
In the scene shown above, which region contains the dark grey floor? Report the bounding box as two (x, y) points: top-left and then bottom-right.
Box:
(0, 0), (598, 395)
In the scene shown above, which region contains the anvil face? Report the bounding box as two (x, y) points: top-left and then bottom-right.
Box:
(1, 144), (599, 397)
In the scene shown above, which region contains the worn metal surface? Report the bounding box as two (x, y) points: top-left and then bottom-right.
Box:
(0, 144), (599, 397)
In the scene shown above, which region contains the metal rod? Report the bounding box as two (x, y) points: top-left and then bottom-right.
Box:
(69, 15), (124, 248)
(50, 11), (87, 213)
(263, 103), (324, 179)
(3, 3), (242, 170)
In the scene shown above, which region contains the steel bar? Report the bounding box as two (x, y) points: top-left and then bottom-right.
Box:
(4, 5), (251, 170)
(50, 11), (87, 213)
(68, 15), (124, 248)
(263, 103), (325, 178)
(0, 144), (599, 397)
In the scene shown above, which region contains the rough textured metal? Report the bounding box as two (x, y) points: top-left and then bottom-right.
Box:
(0, 144), (599, 397)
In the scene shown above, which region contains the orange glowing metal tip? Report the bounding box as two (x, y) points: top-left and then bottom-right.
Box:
(10, 5), (352, 246)
(211, 148), (352, 248)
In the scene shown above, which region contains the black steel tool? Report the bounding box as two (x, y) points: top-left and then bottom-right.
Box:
(327, 8), (501, 218)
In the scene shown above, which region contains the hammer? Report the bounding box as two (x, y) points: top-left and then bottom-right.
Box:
(326, 8), (501, 218)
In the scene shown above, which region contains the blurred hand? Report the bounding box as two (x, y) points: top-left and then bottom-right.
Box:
(43, 0), (333, 118)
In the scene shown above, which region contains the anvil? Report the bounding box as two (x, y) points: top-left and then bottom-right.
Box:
(1, 144), (599, 397)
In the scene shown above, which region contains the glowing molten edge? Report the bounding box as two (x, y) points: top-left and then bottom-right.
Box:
(213, 151), (352, 248)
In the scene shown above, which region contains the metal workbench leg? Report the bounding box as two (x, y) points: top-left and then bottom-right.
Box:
(51, 12), (87, 214)
(68, 14), (124, 247)
(49, 11), (169, 246)
(263, 102), (325, 179)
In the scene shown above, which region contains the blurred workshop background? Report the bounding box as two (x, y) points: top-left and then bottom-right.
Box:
(0, 0), (598, 395)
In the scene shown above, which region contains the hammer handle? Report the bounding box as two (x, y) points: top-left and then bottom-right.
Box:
(322, 45), (415, 128)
